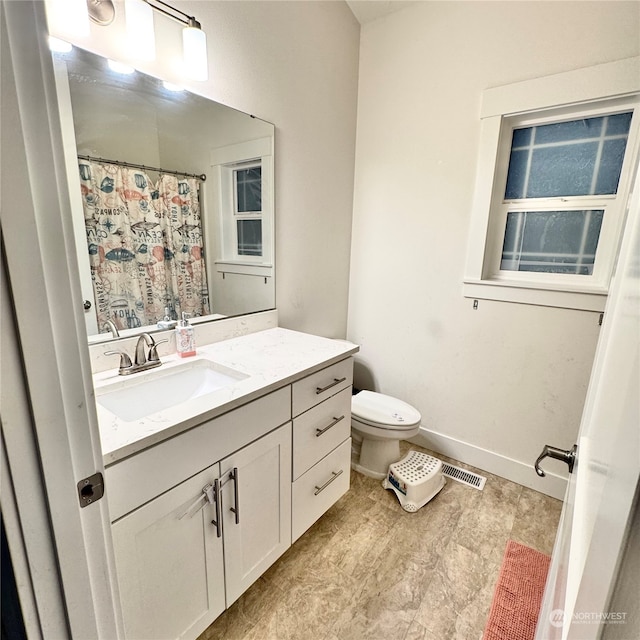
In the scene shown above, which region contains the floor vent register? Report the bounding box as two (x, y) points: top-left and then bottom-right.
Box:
(441, 463), (486, 490)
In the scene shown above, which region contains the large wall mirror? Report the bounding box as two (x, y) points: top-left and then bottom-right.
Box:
(52, 46), (275, 343)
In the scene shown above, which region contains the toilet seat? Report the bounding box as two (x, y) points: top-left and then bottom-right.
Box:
(351, 391), (421, 430)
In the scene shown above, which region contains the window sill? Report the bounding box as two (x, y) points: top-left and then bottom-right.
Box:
(215, 261), (273, 278)
(463, 279), (606, 312)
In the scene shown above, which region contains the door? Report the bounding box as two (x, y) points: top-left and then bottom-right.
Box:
(2, 2), (121, 637)
(535, 162), (640, 639)
(221, 423), (292, 605)
(112, 465), (225, 640)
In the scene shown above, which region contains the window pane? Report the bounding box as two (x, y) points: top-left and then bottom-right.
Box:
(527, 143), (598, 198)
(605, 112), (632, 136)
(500, 209), (604, 275)
(235, 167), (262, 213)
(595, 138), (628, 195)
(534, 117), (603, 144)
(237, 219), (262, 256)
(504, 112), (632, 199)
(505, 149), (528, 199)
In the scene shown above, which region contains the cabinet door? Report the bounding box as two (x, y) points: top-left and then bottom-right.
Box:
(221, 423), (292, 605)
(112, 465), (225, 640)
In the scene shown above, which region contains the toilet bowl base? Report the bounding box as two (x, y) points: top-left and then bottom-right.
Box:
(351, 438), (402, 479)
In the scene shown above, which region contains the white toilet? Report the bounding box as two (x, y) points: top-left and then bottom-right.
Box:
(350, 390), (422, 479)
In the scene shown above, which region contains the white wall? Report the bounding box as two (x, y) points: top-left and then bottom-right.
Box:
(348, 1), (640, 496)
(46, 0), (360, 338)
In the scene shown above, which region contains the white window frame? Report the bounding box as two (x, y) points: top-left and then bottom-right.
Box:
(210, 137), (273, 276)
(464, 57), (640, 311)
(231, 160), (264, 260)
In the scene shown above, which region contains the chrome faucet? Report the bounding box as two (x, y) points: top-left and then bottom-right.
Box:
(105, 333), (168, 376)
(135, 333), (155, 366)
(105, 319), (120, 338)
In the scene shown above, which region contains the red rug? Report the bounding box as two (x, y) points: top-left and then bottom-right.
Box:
(483, 540), (551, 640)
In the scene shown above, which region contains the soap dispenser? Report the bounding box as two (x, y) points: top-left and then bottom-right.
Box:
(175, 312), (196, 357)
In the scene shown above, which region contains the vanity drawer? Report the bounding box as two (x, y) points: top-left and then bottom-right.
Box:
(292, 438), (351, 542)
(292, 387), (351, 480)
(292, 358), (353, 417)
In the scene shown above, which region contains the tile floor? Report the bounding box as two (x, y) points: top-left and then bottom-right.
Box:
(198, 442), (562, 640)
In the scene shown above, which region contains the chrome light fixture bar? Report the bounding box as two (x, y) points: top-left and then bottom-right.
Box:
(142, 0), (208, 80)
(84, 0), (208, 81)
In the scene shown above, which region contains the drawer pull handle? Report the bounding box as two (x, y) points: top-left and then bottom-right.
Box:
(316, 415), (345, 437)
(314, 469), (344, 496)
(316, 377), (347, 395)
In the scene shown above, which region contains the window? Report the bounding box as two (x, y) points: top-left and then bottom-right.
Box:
(210, 136), (273, 275)
(234, 164), (263, 257)
(465, 58), (640, 311)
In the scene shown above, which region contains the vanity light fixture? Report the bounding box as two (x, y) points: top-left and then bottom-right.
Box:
(182, 17), (208, 81)
(125, 0), (156, 61)
(107, 59), (136, 75)
(139, 0), (208, 81)
(82, 0), (208, 81)
(47, 0), (90, 38)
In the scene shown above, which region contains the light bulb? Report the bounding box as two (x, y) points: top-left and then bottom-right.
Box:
(46, 0), (90, 39)
(48, 36), (73, 53)
(163, 81), (185, 92)
(107, 59), (135, 75)
(182, 20), (208, 82)
(125, 0), (155, 61)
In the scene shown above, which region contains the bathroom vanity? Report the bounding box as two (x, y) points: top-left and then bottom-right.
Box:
(94, 328), (358, 640)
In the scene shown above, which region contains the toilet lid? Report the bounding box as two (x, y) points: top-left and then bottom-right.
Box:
(351, 391), (421, 429)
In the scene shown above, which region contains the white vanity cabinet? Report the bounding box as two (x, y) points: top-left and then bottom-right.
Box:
(111, 464), (225, 640)
(101, 333), (358, 640)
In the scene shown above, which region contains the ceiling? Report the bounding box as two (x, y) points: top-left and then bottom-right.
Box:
(346, 0), (416, 25)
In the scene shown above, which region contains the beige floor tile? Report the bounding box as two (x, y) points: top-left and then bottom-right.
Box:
(510, 487), (562, 555)
(199, 445), (562, 640)
(414, 540), (498, 638)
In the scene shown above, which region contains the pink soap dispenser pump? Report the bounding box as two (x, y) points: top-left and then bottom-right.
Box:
(175, 312), (196, 357)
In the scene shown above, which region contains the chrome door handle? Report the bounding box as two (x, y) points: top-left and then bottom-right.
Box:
(315, 377), (347, 395)
(210, 478), (222, 538)
(535, 444), (577, 477)
(316, 415), (345, 437)
(314, 470), (343, 495)
(229, 468), (239, 524)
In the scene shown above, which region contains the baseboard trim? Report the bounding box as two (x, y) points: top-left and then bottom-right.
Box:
(409, 427), (567, 500)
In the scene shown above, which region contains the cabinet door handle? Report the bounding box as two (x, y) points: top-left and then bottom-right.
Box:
(316, 415), (345, 437)
(229, 468), (240, 524)
(314, 470), (343, 496)
(210, 478), (222, 538)
(315, 377), (347, 395)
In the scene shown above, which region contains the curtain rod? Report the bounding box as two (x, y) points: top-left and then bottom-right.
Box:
(77, 154), (206, 182)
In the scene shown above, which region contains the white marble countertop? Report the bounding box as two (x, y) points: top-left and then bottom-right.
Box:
(95, 328), (359, 465)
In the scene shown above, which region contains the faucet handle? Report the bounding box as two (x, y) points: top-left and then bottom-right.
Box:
(105, 350), (133, 373)
(148, 339), (168, 363)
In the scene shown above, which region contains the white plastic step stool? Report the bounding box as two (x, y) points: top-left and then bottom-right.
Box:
(383, 450), (445, 512)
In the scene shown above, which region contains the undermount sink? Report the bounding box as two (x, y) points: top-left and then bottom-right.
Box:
(96, 358), (249, 422)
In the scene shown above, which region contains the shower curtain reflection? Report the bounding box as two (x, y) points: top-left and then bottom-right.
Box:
(79, 160), (210, 333)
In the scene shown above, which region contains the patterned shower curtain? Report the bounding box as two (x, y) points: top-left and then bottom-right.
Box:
(79, 160), (210, 333)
